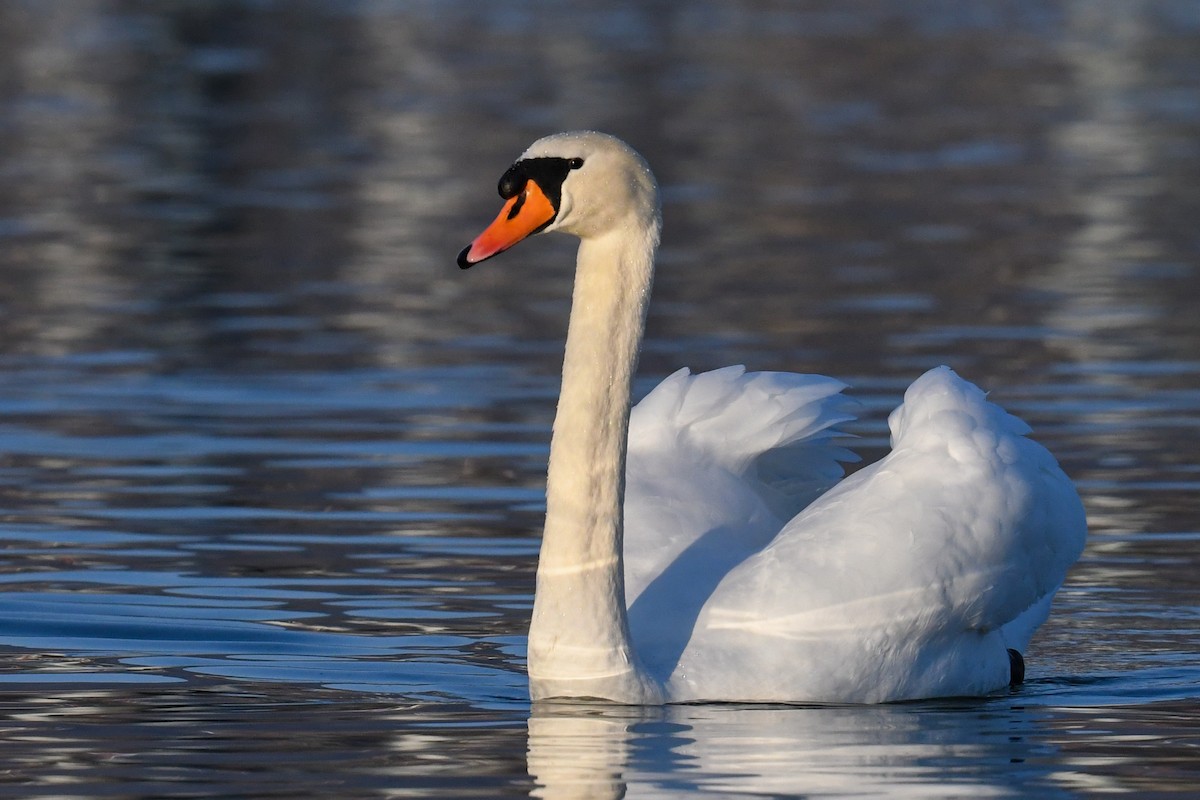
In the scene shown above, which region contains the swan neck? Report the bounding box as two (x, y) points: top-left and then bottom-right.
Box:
(543, 231), (653, 565)
(528, 222), (661, 703)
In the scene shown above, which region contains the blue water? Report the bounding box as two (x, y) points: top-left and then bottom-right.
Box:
(1, 2), (1199, 797)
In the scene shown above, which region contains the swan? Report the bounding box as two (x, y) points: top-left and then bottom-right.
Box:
(457, 131), (1087, 704)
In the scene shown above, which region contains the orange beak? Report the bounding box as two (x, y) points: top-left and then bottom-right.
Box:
(457, 180), (557, 269)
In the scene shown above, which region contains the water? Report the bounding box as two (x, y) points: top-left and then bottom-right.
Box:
(1, 1), (1198, 796)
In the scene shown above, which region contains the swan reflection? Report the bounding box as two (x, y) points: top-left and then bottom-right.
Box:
(528, 700), (1047, 799)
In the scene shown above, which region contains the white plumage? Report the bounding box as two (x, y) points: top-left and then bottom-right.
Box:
(459, 131), (1087, 704)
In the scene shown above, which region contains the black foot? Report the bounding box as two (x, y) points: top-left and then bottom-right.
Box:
(1007, 648), (1025, 687)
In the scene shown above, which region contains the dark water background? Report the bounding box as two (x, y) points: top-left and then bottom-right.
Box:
(1, 1), (1198, 797)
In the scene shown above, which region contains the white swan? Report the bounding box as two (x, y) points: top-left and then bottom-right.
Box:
(458, 131), (1087, 704)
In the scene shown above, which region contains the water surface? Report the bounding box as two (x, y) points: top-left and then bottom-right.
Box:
(1, 2), (1198, 797)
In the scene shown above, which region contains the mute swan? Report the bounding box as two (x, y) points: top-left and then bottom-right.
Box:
(458, 131), (1086, 704)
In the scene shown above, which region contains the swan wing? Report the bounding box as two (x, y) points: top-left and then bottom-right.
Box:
(629, 365), (856, 483)
(623, 366), (858, 592)
(622, 366), (858, 677)
(684, 367), (1087, 701)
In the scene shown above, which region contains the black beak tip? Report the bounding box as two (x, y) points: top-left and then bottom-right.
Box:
(457, 246), (474, 270)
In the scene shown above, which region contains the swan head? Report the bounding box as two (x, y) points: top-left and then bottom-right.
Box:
(458, 131), (660, 268)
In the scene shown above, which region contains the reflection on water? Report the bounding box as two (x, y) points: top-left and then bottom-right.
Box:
(0, 0), (1199, 797)
(2, 686), (1196, 798)
(530, 702), (1047, 800)
(529, 699), (1200, 799)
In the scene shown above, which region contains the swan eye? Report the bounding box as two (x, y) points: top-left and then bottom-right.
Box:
(498, 173), (523, 199)
(496, 157), (577, 207)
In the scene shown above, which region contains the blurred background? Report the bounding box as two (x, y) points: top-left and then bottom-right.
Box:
(0, 1), (1198, 797)
(3, 1), (1196, 379)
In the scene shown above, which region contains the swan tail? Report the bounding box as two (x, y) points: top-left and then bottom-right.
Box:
(884, 366), (1088, 639)
(887, 365), (1032, 445)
